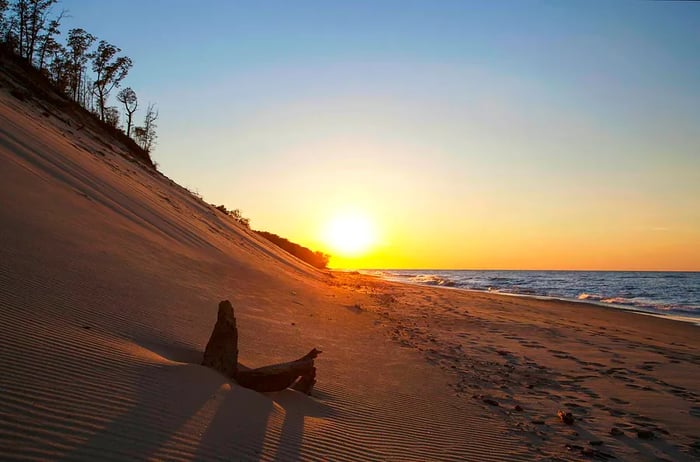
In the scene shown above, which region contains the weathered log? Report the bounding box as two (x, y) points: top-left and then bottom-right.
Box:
(201, 300), (321, 394)
(236, 348), (321, 394)
(201, 300), (238, 378)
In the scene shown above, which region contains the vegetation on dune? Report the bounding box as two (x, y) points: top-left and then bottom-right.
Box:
(255, 231), (330, 270)
(214, 204), (251, 229)
(213, 205), (330, 269)
(1, 2), (330, 271)
(0, 0), (158, 162)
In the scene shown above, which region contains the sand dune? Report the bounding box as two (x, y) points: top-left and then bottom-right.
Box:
(0, 73), (533, 461)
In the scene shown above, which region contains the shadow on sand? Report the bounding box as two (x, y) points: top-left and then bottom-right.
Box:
(61, 340), (335, 461)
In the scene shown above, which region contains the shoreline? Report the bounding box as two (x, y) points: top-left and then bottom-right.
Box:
(355, 270), (700, 327)
(328, 270), (700, 460)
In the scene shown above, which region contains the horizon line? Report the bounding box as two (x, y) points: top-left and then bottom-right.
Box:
(331, 268), (700, 273)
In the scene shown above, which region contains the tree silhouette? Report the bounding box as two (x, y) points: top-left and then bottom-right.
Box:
(91, 39), (131, 121)
(255, 231), (330, 269)
(134, 103), (158, 153)
(116, 87), (137, 137)
(35, 10), (62, 70)
(1, 2), (157, 164)
(10, 0), (57, 63)
(65, 28), (95, 102)
(10, 0), (27, 58)
(0, 1), (11, 40)
(26, 0), (57, 64)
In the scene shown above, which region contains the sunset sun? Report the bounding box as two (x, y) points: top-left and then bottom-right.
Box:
(322, 212), (376, 257)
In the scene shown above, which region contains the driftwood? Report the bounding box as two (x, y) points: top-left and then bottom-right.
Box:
(236, 348), (320, 393)
(201, 300), (239, 377)
(201, 300), (321, 394)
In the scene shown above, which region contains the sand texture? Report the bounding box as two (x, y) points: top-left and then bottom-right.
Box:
(1, 70), (699, 461)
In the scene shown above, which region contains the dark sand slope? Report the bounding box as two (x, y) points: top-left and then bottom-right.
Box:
(0, 76), (527, 459)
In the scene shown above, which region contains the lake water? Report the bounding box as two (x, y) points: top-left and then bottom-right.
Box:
(363, 270), (700, 325)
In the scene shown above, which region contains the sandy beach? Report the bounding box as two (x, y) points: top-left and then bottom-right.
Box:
(331, 272), (700, 460)
(1, 65), (699, 461)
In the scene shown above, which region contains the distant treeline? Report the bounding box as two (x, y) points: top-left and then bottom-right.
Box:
(255, 231), (330, 270)
(213, 205), (330, 269)
(0, 0), (158, 155)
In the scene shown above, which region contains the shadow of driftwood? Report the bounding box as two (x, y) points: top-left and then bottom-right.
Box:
(61, 337), (335, 460)
(193, 376), (336, 460)
(268, 389), (337, 461)
(59, 362), (223, 461)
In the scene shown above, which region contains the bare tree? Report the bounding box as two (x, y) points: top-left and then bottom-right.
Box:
(91, 39), (132, 121)
(116, 87), (137, 137)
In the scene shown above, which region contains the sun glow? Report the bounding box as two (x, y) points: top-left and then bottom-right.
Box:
(322, 211), (377, 257)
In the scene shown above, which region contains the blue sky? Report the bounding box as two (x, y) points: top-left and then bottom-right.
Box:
(55, 1), (700, 269)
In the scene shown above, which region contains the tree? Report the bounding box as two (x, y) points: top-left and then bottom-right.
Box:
(10, 0), (27, 58)
(25, 0), (57, 64)
(0, 2), (12, 48)
(0, 0), (9, 35)
(91, 39), (132, 121)
(35, 8), (62, 70)
(65, 28), (95, 102)
(9, 0), (56, 62)
(116, 87), (137, 136)
(134, 102), (158, 153)
(46, 40), (67, 89)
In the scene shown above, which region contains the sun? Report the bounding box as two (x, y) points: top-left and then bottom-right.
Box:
(322, 211), (376, 257)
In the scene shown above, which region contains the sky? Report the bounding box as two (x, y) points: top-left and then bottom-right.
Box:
(57, 0), (700, 270)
